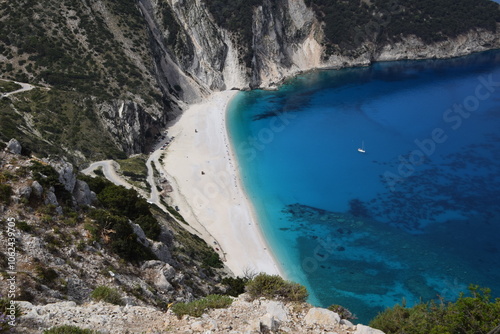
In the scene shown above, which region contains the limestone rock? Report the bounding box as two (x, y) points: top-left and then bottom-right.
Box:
(53, 161), (76, 192)
(72, 180), (96, 206)
(263, 300), (288, 322)
(7, 138), (22, 154)
(131, 223), (149, 247)
(44, 188), (59, 207)
(151, 241), (172, 262)
(31, 181), (43, 197)
(355, 324), (386, 334)
(304, 307), (341, 326)
(18, 185), (32, 199)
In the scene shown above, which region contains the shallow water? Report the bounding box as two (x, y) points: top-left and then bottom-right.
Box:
(227, 50), (500, 323)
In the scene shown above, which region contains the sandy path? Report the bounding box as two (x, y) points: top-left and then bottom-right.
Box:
(160, 90), (282, 277)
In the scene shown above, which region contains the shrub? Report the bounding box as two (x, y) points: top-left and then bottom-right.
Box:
(90, 286), (124, 306)
(171, 294), (233, 318)
(0, 184), (12, 205)
(245, 273), (308, 302)
(43, 325), (101, 334)
(369, 285), (500, 334)
(222, 276), (248, 297)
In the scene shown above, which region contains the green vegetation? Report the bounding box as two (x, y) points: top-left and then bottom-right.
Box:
(245, 273), (308, 302)
(90, 286), (124, 306)
(0, 184), (12, 205)
(78, 174), (160, 262)
(116, 155), (149, 190)
(30, 161), (72, 206)
(0, 298), (21, 333)
(0, 89), (127, 164)
(222, 276), (248, 297)
(0, 80), (21, 93)
(305, 0), (500, 51)
(43, 325), (101, 334)
(370, 285), (500, 334)
(0, 0), (154, 99)
(171, 294), (233, 318)
(87, 209), (156, 262)
(81, 174), (161, 240)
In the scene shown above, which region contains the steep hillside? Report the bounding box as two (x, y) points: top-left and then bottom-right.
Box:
(0, 149), (230, 313)
(1, 0), (500, 162)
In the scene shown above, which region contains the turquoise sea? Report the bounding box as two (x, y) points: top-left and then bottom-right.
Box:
(227, 50), (500, 323)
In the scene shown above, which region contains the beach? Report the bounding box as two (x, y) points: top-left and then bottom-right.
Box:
(160, 90), (282, 277)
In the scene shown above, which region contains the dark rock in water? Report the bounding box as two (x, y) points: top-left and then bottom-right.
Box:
(337, 246), (345, 251)
(348, 198), (371, 218)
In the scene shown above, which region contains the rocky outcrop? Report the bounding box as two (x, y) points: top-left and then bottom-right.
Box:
(97, 100), (167, 156)
(16, 295), (385, 334)
(7, 138), (22, 154)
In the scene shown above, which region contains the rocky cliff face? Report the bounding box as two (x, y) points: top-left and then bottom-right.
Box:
(142, 0), (500, 94)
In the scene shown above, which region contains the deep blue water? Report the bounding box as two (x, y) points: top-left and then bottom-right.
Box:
(227, 50), (500, 324)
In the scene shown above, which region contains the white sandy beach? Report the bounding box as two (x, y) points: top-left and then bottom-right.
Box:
(160, 90), (282, 277)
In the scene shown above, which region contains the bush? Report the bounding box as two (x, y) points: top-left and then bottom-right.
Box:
(222, 276), (248, 297)
(369, 285), (500, 334)
(43, 325), (101, 334)
(245, 273), (308, 302)
(171, 294), (233, 318)
(0, 184), (12, 205)
(90, 286), (124, 306)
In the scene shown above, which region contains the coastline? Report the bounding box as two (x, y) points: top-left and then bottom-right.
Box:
(160, 90), (283, 277)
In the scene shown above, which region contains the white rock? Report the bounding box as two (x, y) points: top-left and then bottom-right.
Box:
(263, 300), (288, 322)
(304, 307), (341, 326)
(341, 319), (355, 328)
(7, 138), (22, 154)
(260, 313), (279, 331)
(355, 324), (386, 334)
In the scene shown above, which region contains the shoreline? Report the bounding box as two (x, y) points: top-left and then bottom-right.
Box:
(160, 90), (284, 277)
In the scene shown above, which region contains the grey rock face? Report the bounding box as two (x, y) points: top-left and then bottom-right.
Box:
(44, 187), (59, 207)
(18, 185), (32, 199)
(7, 138), (22, 154)
(31, 181), (43, 197)
(151, 241), (172, 263)
(131, 223), (149, 247)
(72, 180), (95, 206)
(53, 161), (76, 193)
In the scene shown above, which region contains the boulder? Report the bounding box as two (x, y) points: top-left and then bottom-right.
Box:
(304, 307), (341, 326)
(73, 180), (95, 206)
(151, 241), (172, 262)
(31, 181), (43, 197)
(263, 300), (288, 322)
(18, 185), (32, 199)
(131, 223), (149, 247)
(53, 161), (76, 192)
(355, 324), (386, 334)
(7, 138), (22, 154)
(44, 188), (59, 207)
